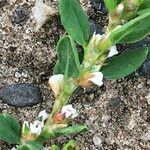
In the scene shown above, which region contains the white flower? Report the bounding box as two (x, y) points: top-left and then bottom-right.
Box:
(107, 45), (118, 58)
(38, 110), (49, 122)
(11, 147), (17, 150)
(30, 120), (43, 135)
(116, 3), (124, 14)
(32, 0), (57, 30)
(87, 72), (103, 86)
(48, 74), (64, 97)
(61, 105), (78, 119)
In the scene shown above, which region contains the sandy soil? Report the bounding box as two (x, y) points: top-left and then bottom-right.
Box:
(0, 0), (149, 149)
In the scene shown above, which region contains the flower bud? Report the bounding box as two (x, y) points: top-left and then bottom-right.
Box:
(79, 72), (103, 88)
(53, 112), (65, 124)
(48, 74), (64, 97)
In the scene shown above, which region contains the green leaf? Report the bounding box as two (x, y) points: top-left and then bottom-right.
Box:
(53, 60), (64, 75)
(54, 125), (88, 136)
(17, 141), (44, 150)
(51, 145), (60, 150)
(62, 140), (79, 150)
(0, 113), (21, 144)
(104, 0), (117, 12)
(104, 0), (123, 12)
(138, 7), (150, 15)
(139, 0), (150, 10)
(59, 0), (90, 46)
(101, 47), (149, 79)
(56, 35), (81, 77)
(110, 13), (150, 44)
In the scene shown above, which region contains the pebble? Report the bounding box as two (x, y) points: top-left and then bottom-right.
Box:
(93, 134), (102, 146)
(0, 83), (42, 107)
(109, 97), (123, 109)
(0, 0), (6, 7)
(10, 4), (30, 26)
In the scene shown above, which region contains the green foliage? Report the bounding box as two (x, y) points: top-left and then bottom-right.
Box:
(101, 47), (148, 79)
(110, 13), (150, 44)
(62, 140), (79, 150)
(138, 8), (150, 15)
(54, 125), (88, 136)
(51, 145), (60, 150)
(17, 141), (44, 150)
(104, 0), (123, 12)
(0, 113), (21, 144)
(59, 0), (90, 46)
(55, 35), (81, 77)
(139, 0), (150, 10)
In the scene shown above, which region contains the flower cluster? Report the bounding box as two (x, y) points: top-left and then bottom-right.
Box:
(22, 110), (48, 141)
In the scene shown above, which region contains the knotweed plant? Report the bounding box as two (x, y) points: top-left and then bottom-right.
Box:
(0, 0), (150, 149)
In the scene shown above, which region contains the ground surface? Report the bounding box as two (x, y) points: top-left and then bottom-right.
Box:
(0, 0), (150, 150)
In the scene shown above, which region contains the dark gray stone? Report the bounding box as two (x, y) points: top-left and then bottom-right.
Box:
(10, 4), (30, 26)
(109, 97), (124, 109)
(0, 0), (6, 7)
(0, 83), (42, 107)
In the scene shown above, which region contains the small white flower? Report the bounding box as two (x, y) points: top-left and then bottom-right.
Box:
(107, 45), (118, 58)
(49, 74), (64, 97)
(117, 3), (124, 14)
(87, 72), (103, 86)
(38, 110), (49, 122)
(11, 147), (17, 150)
(30, 120), (43, 135)
(61, 105), (78, 119)
(32, 0), (57, 30)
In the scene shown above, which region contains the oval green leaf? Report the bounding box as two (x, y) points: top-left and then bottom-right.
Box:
(59, 0), (90, 46)
(0, 113), (21, 144)
(54, 125), (88, 136)
(101, 47), (149, 79)
(56, 35), (81, 77)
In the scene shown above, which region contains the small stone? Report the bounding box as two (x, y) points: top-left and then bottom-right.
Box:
(140, 131), (150, 142)
(0, 83), (42, 107)
(15, 72), (22, 78)
(88, 93), (94, 100)
(93, 134), (102, 146)
(145, 93), (150, 105)
(109, 97), (123, 109)
(10, 4), (30, 26)
(0, 0), (6, 7)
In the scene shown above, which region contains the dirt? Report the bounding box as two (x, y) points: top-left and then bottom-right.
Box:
(0, 0), (149, 150)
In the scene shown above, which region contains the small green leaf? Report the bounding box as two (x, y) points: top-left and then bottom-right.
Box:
(54, 125), (88, 136)
(110, 13), (150, 44)
(62, 140), (79, 150)
(56, 35), (81, 77)
(101, 47), (149, 79)
(0, 113), (21, 144)
(17, 141), (44, 150)
(59, 0), (90, 46)
(51, 145), (60, 150)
